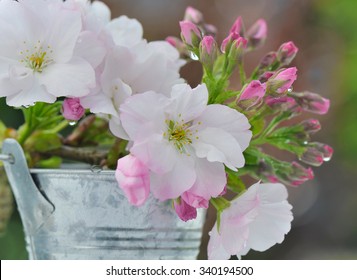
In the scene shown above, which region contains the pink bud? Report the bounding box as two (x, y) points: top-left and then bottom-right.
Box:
(62, 98), (85, 121)
(300, 119), (321, 134)
(277, 41), (299, 66)
(237, 80), (266, 110)
(258, 52), (278, 71)
(229, 16), (244, 35)
(259, 71), (275, 83)
(289, 162), (314, 187)
(179, 20), (202, 47)
(291, 91), (330, 115)
(221, 32), (240, 53)
(184, 6), (203, 24)
(246, 19), (267, 48)
(299, 142), (333, 167)
(265, 96), (302, 113)
(174, 198), (197, 222)
(182, 191), (209, 209)
(200, 35), (216, 55)
(199, 36), (218, 70)
(268, 67), (297, 95)
(115, 155), (150, 206)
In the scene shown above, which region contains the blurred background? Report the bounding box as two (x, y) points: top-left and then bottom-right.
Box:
(1, 0), (357, 259)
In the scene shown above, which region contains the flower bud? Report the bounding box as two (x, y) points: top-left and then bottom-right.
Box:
(267, 67), (297, 96)
(265, 96), (302, 114)
(290, 91), (330, 115)
(179, 20), (202, 48)
(184, 6), (204, 24)
(237, 80), (266, 110)
(182, 191), (209, 209)
(115, 155), (150, 206)
(277, 41), (298, 66)
(166, 36), (189, 58)
(229, 16), (244, 36)
(62, 98), (85, 121)
(258, 52), (278, 72)
(199, 35), (218, 71)
(278, 162), (314, 187)
(174, 198), (197, 222)
(300, 119), (321, 134)
(259, 71), (274, 83)
(246, 19), (267, 49)
(299, 142), (333, 167)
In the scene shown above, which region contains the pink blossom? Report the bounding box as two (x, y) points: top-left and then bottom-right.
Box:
(229, 16), (244, 35)
(300, 119), (321, 134)
(115, 154), (150, 206)
(62, 98), (85, 121)
(291, 91), (330, 115)
(277, 41), (298, 66)
(221, 32), (247, 53)
(174, 199), (197, 222)
(182, 191), (209, 209)
(267, 67), (297, 95)
(246, 19), (267, 48)
(184, 6), (203, 24)
(120, 84), (252, 201)
(199, 36), (217, 70)
(208, 182), (293, 259)
(237, 80), (266, 109)
(299, 142), (333, 167)
(179, 20), (202, 47)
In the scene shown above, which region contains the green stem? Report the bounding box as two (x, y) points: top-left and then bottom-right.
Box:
(46, 120), (69, 134)
(238, 59), (246, 86)
(18, 124), (33, 145)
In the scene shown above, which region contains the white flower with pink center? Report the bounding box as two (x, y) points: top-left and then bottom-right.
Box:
(119, 83), (252, 202)
(208, 182), (293, 259)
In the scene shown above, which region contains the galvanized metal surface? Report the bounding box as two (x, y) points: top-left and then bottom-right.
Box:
(1, 139), (206, 260)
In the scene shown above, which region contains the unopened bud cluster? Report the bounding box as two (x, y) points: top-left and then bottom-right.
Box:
(171, 7), (333, 189)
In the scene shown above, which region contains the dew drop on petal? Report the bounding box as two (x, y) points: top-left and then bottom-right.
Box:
(189, 51), (199, 61)
(287, 87), (293, 93)
(69, 121), (77, 126)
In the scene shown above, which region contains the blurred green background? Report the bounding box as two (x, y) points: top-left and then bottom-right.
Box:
(1, 0), (357, 259)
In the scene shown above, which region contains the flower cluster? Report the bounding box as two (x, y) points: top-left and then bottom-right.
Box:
(0, 0), (332, 259)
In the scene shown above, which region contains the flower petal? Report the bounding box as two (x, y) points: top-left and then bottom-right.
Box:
(187, 158), (226, 200)
(130, 134), (178, 174)
(192, 127), (245, 170)
(120, 91), (169, 141)
(106, 15), (143, 47)
(196, 104), (252, 151)
(168, 84), (208, 122)
(39, 57), (95, 97)
(150, 154), (196, 200)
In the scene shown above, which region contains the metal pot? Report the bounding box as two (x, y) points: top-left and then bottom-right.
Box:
(0, 139), (206, 259)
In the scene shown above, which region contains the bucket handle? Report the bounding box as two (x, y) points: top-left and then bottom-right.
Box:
(1, 138), (54, 234)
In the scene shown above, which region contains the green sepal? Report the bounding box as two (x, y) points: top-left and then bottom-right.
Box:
(226, 169), (246, 194)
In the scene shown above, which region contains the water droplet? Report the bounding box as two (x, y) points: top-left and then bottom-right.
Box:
(69, 121), (77, 126)
(323, 155), (332, 162)
(189, 51), (199, 61)
(90, 165), (103, 173)
(303, 141), (308, 145)
(23, 103), (35, 109)
(287, 87), (293, 93)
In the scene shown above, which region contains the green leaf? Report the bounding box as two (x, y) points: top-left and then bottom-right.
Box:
(250, 118), (265, 136)
(226, 169), (246, 194)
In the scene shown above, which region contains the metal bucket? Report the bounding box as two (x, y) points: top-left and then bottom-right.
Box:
(0, 139), (206, 259)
